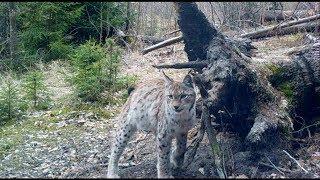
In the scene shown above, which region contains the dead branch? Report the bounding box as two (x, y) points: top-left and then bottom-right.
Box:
(152, 61), (208, 69)
(141, 35), (183, 55)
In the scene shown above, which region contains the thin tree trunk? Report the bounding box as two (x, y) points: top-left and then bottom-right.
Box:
(8, 2), (18, 65)
(125, 2), (131, 34)
(99, 2), (103, 44)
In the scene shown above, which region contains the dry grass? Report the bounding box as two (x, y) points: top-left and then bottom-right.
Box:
(120, 43), (189, 83)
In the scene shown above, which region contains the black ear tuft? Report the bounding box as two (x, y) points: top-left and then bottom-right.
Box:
(183, 75), (193, 88)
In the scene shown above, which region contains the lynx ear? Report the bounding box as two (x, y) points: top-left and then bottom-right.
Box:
(162, 70), (173, 84)
(183, 74), (193, 88)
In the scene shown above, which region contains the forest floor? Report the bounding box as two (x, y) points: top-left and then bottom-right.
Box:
(0, 33), (319, 178)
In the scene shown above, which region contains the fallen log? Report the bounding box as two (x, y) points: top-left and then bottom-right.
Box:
(141, 35), (183, 55)
(241, 14), (320, 39)
(245, 21), (319, 39)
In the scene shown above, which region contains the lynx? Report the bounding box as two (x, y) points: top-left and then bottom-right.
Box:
(107, 72), (197, 178)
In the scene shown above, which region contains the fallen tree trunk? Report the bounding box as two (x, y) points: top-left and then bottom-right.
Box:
(141, 35), (183, 55)
(241, 14), (320, 39)
(242, 21), (319, 39)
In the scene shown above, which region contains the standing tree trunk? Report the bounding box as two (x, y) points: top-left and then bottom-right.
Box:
(8, 2), (18, 66)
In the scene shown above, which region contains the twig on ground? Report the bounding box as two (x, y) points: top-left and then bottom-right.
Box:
(282, 150), (309, 173)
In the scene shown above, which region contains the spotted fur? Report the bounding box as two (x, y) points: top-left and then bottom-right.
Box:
(107, 73), (197, 178)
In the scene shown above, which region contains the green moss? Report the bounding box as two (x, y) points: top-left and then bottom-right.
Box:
(278, 82), (294, 102)
(266, 64), (294, 103)
(266, 63), (284, 75)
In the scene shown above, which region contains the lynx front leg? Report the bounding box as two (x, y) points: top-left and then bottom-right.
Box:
(107, 123), (136, 178)
(172, 133), (187, 170)
(157, 130), (173, 178)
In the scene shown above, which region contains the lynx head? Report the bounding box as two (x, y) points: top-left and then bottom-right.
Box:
(162, 71), (196, 113)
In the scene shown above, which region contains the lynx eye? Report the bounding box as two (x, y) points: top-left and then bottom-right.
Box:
(168, 95), (173, 99)
(181, 94), (188, 99)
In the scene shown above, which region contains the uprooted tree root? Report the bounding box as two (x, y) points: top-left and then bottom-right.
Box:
(153, 2), (319, 177)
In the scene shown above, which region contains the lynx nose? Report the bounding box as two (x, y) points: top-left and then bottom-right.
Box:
(173, 105), (179, 110)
